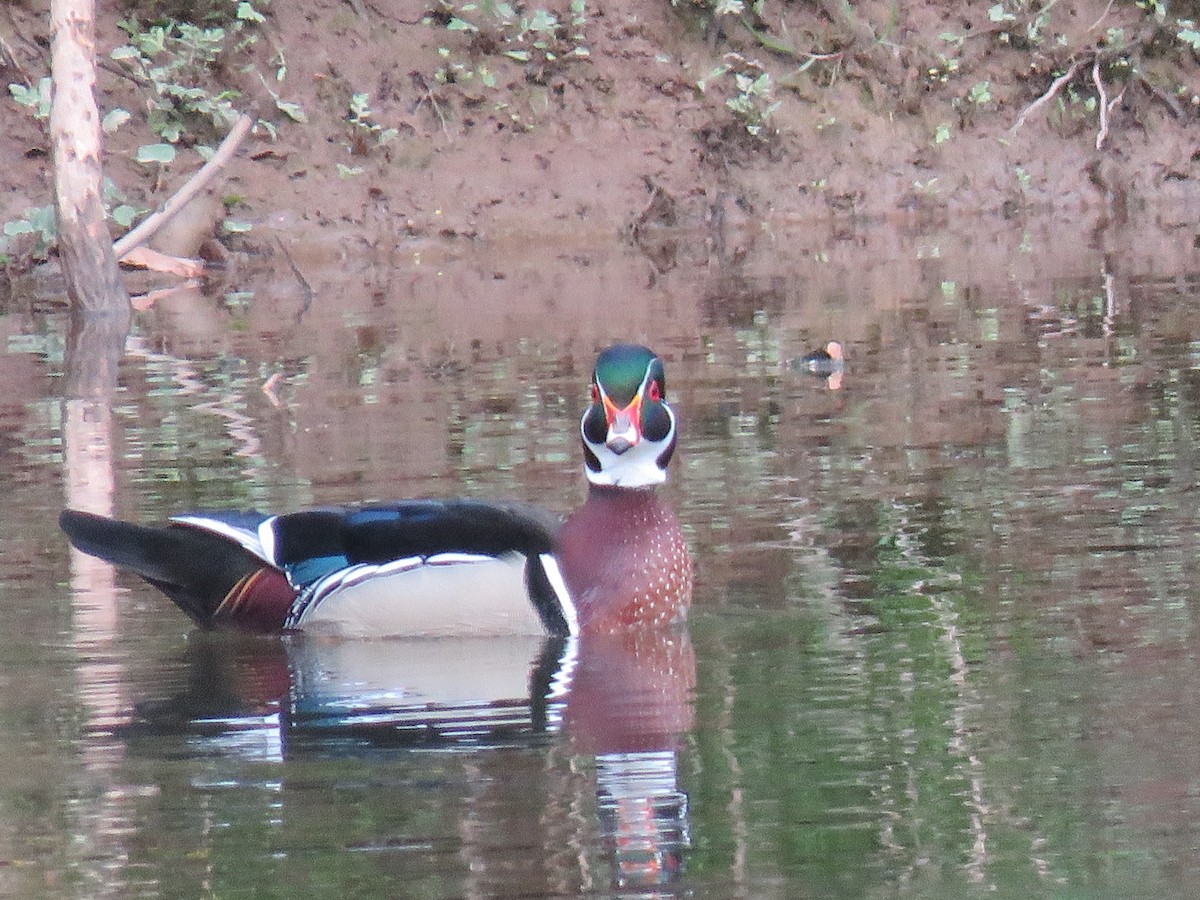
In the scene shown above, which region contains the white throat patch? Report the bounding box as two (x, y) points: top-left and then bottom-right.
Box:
(580, 404), (674, 488)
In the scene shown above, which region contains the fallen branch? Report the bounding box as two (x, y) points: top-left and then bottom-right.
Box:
(113, 113), (253, 259)
(1009, 59), (1081, 133)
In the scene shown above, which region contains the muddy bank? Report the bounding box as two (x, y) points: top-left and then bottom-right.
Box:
(1, 0), (1199, 267)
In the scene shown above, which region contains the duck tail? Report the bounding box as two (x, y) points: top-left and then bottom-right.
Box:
(59, 509), (294, 631)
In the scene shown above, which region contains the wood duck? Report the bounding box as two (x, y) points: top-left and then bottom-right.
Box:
(60, 344), (692, 638)
(793, 340), (844, 376)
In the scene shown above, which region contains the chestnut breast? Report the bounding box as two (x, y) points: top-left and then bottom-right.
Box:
(556, 486), (692, 633)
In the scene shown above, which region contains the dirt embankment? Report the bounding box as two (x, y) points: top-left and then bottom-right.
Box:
(1, 0), (1199, 267)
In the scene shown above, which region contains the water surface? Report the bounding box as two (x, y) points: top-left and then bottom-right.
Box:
(2, 218), (1200, 897)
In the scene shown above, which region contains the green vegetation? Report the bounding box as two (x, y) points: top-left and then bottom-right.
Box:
(677, 0), (1200, 148)
(347, 92), (398, 154)
(2, 0), (297, 266)
(427, 0), (590, 90)
(698, 52), (780, 139)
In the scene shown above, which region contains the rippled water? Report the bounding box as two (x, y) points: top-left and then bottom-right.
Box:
(3, 218), (1200, 897)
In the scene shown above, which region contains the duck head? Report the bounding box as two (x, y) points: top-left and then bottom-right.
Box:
(580, 344), (677, 488)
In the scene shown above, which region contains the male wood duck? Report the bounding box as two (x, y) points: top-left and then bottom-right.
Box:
(60, 344), (692, 637)
(794, 340), (844, 376)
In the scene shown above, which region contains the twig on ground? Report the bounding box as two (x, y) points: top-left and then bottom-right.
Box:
(1136, 72), (1183, 117)
(424, 90), (450, 141)
(1093, 58), (1109, 149)
(113, 113), (254, 258)
(1086, 0), (1117, 34)
(1010, 59), (1082, 133)
(0, 33), (30, 82)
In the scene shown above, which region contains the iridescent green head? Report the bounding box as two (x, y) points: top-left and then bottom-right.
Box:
(580, 344), (677, 488)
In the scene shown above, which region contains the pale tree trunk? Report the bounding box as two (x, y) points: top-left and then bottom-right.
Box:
(50, 0), (130, 316)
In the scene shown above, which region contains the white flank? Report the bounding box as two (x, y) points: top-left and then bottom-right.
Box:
(295, 551), (547, 638)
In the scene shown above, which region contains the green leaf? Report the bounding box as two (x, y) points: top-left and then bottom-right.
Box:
(988, 3), (1015, 23)
(102, 108), (131, 133)
(222, 219), (253, 233)
(237, 2), (267, 23)
(3, 220), (35, 237)
(275, 98), (307, 122)
(1178, 27), (1200, 49)
(336, 163), (364, 178)
(526, 9), (558, 32)
(111, 205), (138, 227)
(9, 77), (51, 119)
(136, 143), (177, 164)
(447, 17), (478, 31)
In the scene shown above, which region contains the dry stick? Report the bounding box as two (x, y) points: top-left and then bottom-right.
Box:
(113, 113), (254, 259)
(1085, 0), (1117, 34)
(1093, 58), (1109, 150)
(1009, 59), (1082, 133)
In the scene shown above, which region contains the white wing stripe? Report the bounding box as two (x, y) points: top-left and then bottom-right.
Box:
(539, 553), (578, 636)
(170, 515), (268, 561)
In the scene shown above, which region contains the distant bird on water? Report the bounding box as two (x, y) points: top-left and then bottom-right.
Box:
(795, 341), (844, 375)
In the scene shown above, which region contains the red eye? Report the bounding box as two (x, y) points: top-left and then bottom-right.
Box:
(591, 384), (600, 404)
(648, 381), (662, 402)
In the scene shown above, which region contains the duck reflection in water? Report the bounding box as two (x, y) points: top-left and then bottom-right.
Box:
(120, 627), (696, 896)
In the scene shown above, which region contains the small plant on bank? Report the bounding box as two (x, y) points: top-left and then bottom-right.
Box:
(1, 181), (144, 265)
(109, 0), (303, 148)
(8, 77), (51, 119)
(428, 0), (590, 89)
(698, 52), (780, 140)
(347, 92), (398, 155)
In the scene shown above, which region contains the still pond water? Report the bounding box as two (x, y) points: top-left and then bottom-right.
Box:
(2, 217), (1200, 898)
